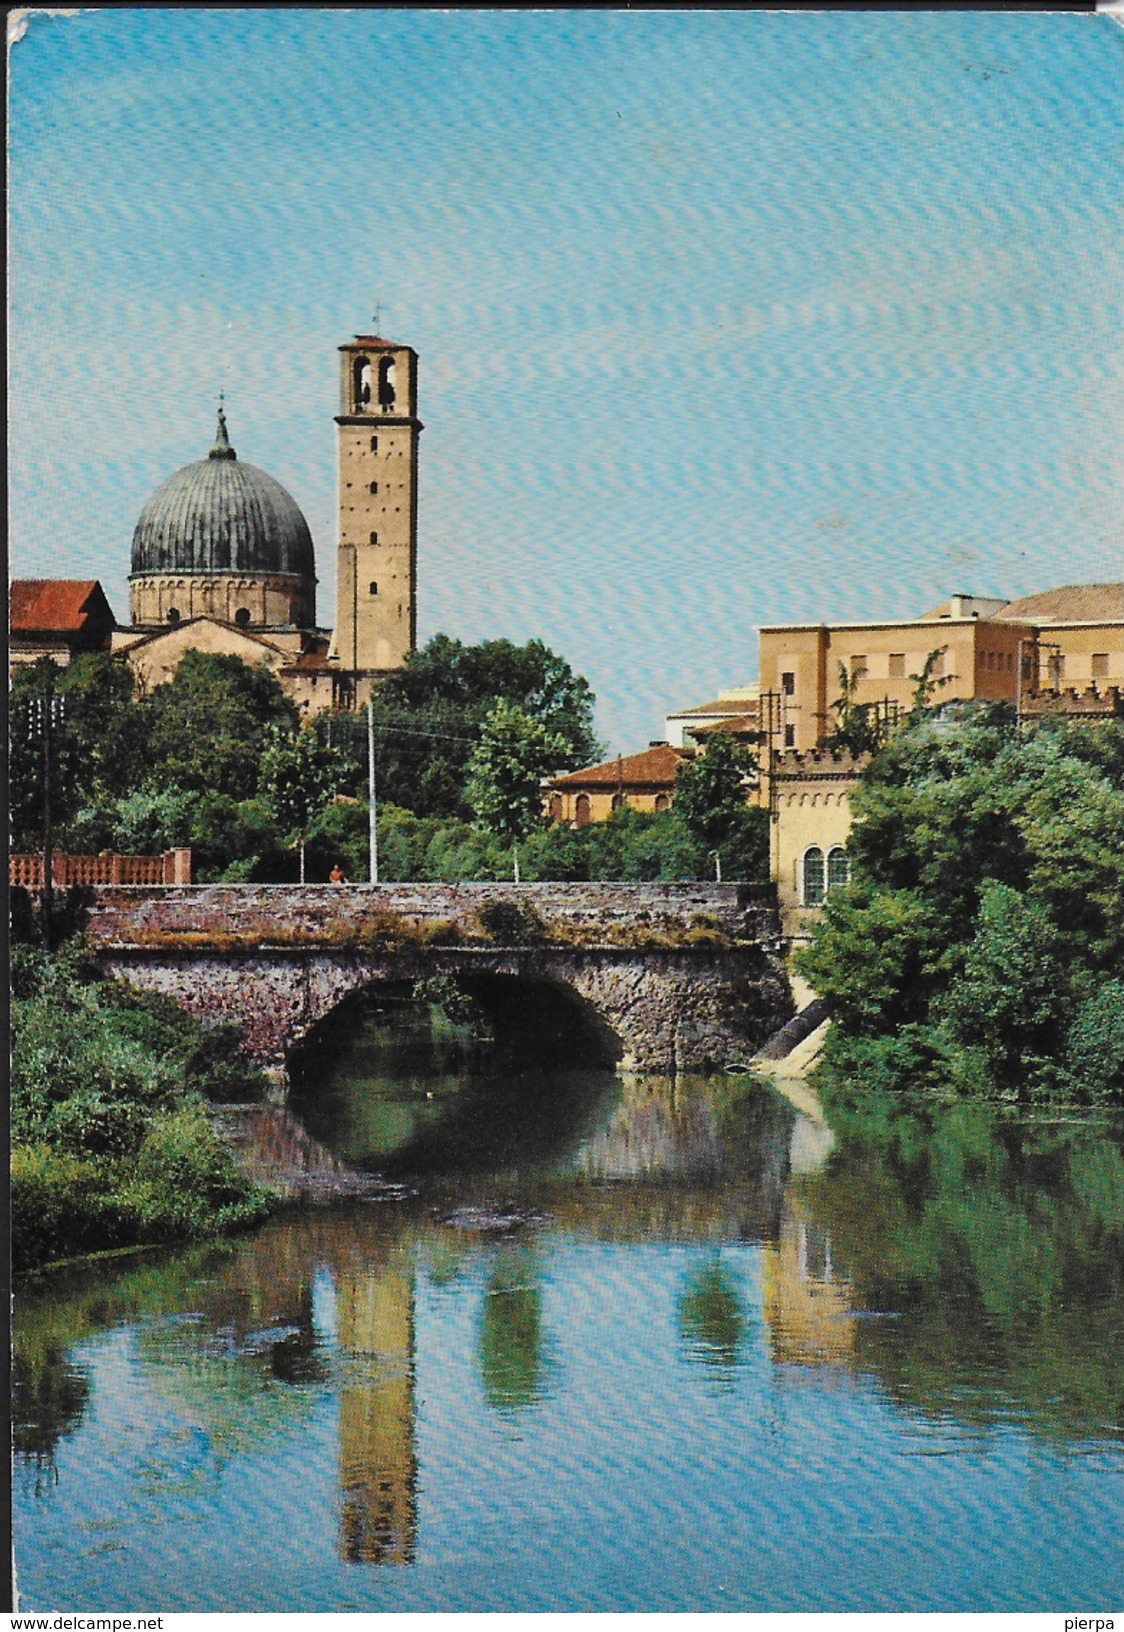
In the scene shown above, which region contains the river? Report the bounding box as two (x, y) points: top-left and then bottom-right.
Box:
(12, 998), (1124, 1613)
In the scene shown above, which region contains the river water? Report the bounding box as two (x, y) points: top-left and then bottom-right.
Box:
(12, 1001), (1124, 1613)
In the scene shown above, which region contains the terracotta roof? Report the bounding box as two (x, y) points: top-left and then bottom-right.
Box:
(997, 583), (1124, 623)
(548, 743), (690, 790)
(669, 690), (760, 717)
(343, 334), (400, 350)
(10, 580), (112, 634)
(689, 714), (762, 738)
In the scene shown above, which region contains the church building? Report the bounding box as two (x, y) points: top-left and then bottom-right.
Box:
(13, 331), (422, 717)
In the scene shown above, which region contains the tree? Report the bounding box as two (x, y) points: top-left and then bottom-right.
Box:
(259, 726), (338, 882)
(798, 705), (1124, 1099)
(670, 732), (766, 877)
(465, 701), (569, 847)
(142, 652), (298, 800)
(367, 635), (603, 818)
(10, 655), (143, 851)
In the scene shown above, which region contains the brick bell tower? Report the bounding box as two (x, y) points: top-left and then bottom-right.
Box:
(334, 334), (421, 688)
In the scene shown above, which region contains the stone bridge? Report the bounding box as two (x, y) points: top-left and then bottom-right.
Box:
(84, 882), (792, 1084)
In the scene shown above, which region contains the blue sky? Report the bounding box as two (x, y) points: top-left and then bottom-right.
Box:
(10, 9), (1123, 752)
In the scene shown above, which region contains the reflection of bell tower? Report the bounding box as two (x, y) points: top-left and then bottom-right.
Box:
(335, 335), (421, 691)
(336, 1259), (417, 1565)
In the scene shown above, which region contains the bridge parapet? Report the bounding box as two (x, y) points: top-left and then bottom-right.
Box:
(83, 881), (780, 954)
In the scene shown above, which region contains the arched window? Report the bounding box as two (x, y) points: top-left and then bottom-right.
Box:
(803, 846), (825, 906)
(827, 847), (850, 891)
(654, 793), (670, 812)
(611, 792), (626, 811)
(378, 355), (396, 410)
(234, 607), (251, 628)
(369, 582), (378, 596)
(353, 357), (372, 411)
(575, 794), (591, 829)
(369, 531), (378, 546)
(548, 794), (563, 823)
(166, 607), (180, 625)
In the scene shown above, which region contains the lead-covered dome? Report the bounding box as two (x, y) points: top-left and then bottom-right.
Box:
(130, 411), (315, 581)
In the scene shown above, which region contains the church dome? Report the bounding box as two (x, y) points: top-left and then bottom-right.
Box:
(130, 411), (315, 581)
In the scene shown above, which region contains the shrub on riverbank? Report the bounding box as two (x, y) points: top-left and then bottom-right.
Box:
(11, 943), (273, 1273)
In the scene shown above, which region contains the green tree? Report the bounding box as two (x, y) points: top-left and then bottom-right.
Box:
(799, 706), (1124, 1099)
(671, 733), (765, 877)
(367, 635), (603, 818)
(142, 652), (298, 800)
(10, 655), (143, 851)
(259, 725), (338, 882)
(465, 700), (569, 847)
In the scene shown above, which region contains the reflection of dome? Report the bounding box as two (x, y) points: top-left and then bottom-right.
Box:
(130, 411), (315, 581)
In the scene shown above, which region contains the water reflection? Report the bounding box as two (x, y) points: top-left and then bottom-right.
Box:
(762, 1197), (855, 1368)
(677, 1256), (752, 1389)
(334, 1244), (416, 1564)
(478, 1247), (554, 1414)
(11, 1034), (1124, 1611)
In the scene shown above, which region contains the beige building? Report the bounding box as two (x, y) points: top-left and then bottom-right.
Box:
(758, 583), (1123, 939)
(758, 584), (1123, 753)
(332, 336), (421, 696)
(664, 683), (760, 748)
(545, 742), (691, 826)
(767, 748), (866, 941)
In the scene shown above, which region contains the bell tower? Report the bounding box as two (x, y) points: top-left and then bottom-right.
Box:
(335, 334), (421, 682)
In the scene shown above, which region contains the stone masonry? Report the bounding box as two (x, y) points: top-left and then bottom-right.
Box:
(86, 882), (791, 1083)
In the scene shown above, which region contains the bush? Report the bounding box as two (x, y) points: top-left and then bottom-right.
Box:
(477, 898), (547, 944)
(11, 944), (274, 1272)
(1067, 982), (1124, 1102)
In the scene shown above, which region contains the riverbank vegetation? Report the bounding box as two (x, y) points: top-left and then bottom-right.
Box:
(11, 942), (274, 1274)
(11, 639), (766, 883)
(799, 706), (1124, 1101)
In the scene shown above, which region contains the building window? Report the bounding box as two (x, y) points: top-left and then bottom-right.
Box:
(1093, 653), (1110, 679)
(369, 531), (378, 545)
(1006, 652), (1014, 671)
(575, 794), (591, 829)
(166, 607), (180, 624)
(378, 355), (396, 410)
(548, 794), (563, 823)
(827, 847), (850, 890)
(611, 792), (626, 811)
(654, 793), (670, 812)
(369, 481), (378, 495)
(888, 653), (905, 678)
(369, 582), (378, 596)
(987, 652), (995, 671)
(234, 607), (251, 627)
(353, 357), (371, 411)
(850, 654), (866, 679)
(803, 847), (825, 906)
(978, 650), (986, 670)
(784, 724), (795, 748)
(370, 436), (378, 452)
(781, 671), (795, 696)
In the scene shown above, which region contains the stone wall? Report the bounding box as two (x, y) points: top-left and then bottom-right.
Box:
(83, 881), (779, 951)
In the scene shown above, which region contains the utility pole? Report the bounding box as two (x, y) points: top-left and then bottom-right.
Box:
(367, 698), (379, 885)
(30, 677), (63, 952)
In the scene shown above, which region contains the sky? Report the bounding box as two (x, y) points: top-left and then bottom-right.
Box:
(9, 8), (1124, 753)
